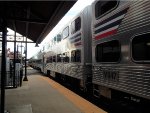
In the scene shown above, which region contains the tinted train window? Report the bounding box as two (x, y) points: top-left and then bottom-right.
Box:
(62, 26), (69, 39)
(96, 40), (120, 62)
(53, 56), (56, 62)
(71, 50), (81, 62)
(95, 0), (118, 19)
(71, 17), (81, 34)
(132, 33), (150, 61)
(62, 52), (69, 62)
(57, 54), (61, 62)
(57, 34), (62, 42)
(47, 56), (52, 63)
(52, 37), (56, 45)
(36, 59), (42, 64)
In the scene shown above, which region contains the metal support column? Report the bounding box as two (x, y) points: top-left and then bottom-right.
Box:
(13, 30), (16, 88)
(17, 45), (18, 59)
(21, 42), (22, 64)
(1, 8), (7, 113)
(23, 36), (28, 81)
(23, 6), (30, 81)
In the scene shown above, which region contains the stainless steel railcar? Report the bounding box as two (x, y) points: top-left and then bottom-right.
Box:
(31, 0), (150, 110)
(29, 51), (45, 72)
(44, 6), (93, 91)
(92, 0), (150, 105)
(44, 34), (62, 77)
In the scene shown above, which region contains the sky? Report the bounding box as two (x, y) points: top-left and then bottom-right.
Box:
(6, 0), (95, 59)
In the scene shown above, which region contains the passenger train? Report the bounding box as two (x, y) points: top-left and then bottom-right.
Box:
(29, 0), (150, 111)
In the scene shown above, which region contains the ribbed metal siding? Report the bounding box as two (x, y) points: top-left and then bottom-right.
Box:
(118, 1), (150, 33)
(46, 63), (54, 71)
(62, 63), (70, 75)
(93, 65), (150, 99)
(63, 63), (92, 80)
(67, 64), (83, 79)
(55, 63), (63, 73)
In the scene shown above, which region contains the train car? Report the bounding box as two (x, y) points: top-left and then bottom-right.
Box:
(29, 50), (45, 72)
(31, 0), (150, 111)
(59, 6), (92, 91)
(91, 0), (150, 109)
(44, 6), (93, 91)
(44, 34), (62, 77)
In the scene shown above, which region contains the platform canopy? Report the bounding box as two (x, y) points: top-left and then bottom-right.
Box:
(0, 1), (76, 44)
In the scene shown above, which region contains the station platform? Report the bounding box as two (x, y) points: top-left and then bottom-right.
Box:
(5, 67), (107, 113)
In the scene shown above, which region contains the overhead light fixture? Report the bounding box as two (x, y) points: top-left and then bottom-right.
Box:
(35, 43), (39, 47)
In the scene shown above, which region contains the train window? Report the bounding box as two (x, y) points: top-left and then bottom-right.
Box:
(57, 34), (62, 42)
(62, 52), (69, 62)
(52, 56), (56, 62)
(62, 26), (69, 39)
(46, 56), (52, 63)
(95, 0), (118, 19)
(96, 40), (120, 62)
(53, 37), (57, 45)
(36, 59), (42, 64)
(54, 36), (57, 41)
(71, 50), (81, 62)
(71, 50), (75, 62)
(71, 17), (81, 34)
(132, 33), (150, 61)
(76, 50), (81, 62)
(57, 54), (61, 62)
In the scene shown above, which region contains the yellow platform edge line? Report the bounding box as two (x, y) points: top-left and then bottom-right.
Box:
(39, 76), (107, 113)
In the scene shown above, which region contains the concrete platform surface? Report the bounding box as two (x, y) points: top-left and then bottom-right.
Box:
(5, 68), (107, 113)
(6, 104), (32, 113)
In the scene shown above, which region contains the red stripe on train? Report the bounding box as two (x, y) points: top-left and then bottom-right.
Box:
(95, 29), (117, 40)
(75, 42), (81, 46)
